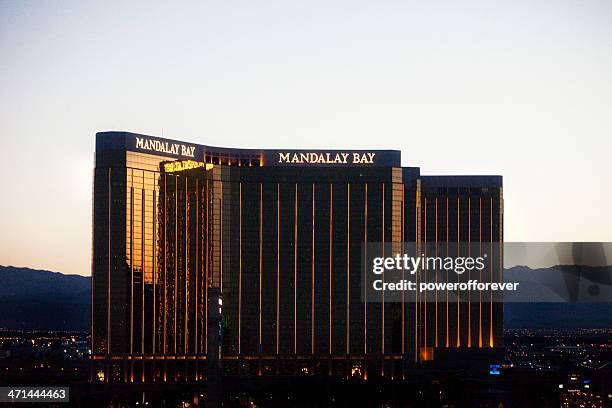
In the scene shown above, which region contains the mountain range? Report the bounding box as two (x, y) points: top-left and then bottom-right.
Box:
(0, 265), (90, 331)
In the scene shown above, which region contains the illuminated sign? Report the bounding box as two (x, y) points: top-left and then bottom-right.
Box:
(163, 160), (212, 173)
(108, 132), (402, 166)
(277, 152), (376, 165)
(262, 150), (400, 167)
(135, 137), (196, 158)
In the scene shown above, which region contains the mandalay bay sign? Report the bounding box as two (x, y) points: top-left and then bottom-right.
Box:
(277, 151), (377, 165)
(135, 136), (197, 158)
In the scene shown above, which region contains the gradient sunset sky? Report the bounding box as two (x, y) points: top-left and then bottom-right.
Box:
(1, 0), (611, 276)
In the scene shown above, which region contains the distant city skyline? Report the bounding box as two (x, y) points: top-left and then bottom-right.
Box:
(1, 0), (612, 276)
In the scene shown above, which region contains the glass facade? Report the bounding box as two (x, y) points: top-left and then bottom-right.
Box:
(92, 132), (503, 383)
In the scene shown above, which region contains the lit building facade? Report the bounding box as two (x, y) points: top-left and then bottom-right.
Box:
(92, 131), (503, 383)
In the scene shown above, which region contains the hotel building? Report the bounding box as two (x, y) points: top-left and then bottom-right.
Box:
(91, 131), (503, 383)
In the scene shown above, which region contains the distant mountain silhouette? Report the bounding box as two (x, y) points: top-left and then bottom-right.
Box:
(504, 265), (612, 328)
(0, 266), (90, 331)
